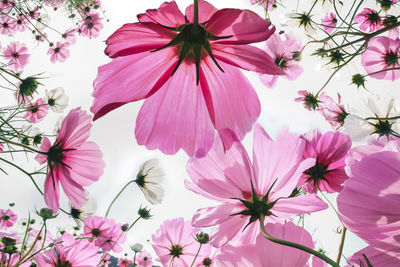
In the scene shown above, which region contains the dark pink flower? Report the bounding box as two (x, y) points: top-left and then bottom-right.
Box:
(0, 15), (17, 35)
(321, 13), (337, 34)
(26, 6), (40, 20)
(136, 251), (153, 267)
(298, 130), (351, 193)
(91, 0), (283, 156)
(118, 258), (132, 267)
(361, 36), (400, 81)
(47, 42), (70, 63)
(338, 151), (400, 244)
(354, 8), (382, 32)
(3, 42), (30, 71)
(15, 15), (28, 32)
(78, 12), (103, 39)
(0, 143), (3, 152)
(294, 90), (329, 111)
(318, 93), (348, 129)
(0, 0), (14, 13)
(152, 218), (211, 267)
(35, 108), (105, 212)
(35, 233), (102, 266)
(259, 33), (303, 88)
(0, 209), (17, 229)
(186, 124), (327, 247)
(24, 98), (49, 123)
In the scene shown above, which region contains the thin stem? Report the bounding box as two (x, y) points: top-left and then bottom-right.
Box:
(259, 215), (340, 267)
(19, 223), (44, 263)
(306, 0), (318, 17)
(190, 243), (203, 267)
(364, 67), (400, 78)
(193, 0), (198, 25)
(318, 190), (343, 226)
(0, 67), (23, 81)
(133, 251), (137, 267)
(336, 227), (347, 264)
(104, 180), (135, 218)
(0, 136), (46, 154)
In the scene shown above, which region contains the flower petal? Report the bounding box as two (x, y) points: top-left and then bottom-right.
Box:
(192, 203), (242, 227)
(185, 0), (218, 23)
(137, 1), (185, 27)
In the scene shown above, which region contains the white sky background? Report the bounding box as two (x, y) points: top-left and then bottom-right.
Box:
(1, 0), (400, 264)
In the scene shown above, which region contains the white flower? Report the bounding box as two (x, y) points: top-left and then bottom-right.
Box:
(20, 124), (42, 146)
(69, 195), (97, 227)
(343, 95), (400, 141)
(53, 115), (64, 134)
(135, 159), (165, 205)
(130, 243), (143, 252)
(36, 14), (50, 30)
(45, 87), (68, 113)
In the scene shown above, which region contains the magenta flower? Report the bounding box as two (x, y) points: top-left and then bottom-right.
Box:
(0, 143), (3, 152)
(361, 36), (400, 81)
(294, 90), (329, 111)
(3, 42), (30, 71)
(354, 8), (382, 32)
(35, 108), (105, 212)
(23, 98), (49, 123)
(152, 218), (211, 267)
(62, 28), (77, 45)
(298, 130), (351, 194)
(259, 33), (303, 88)
(338, 151), (400, 244)
(91, 0), (283, 156)
(318, 93), (348, 129)
(136, 251), (153, 267)
(321, 13), (337, 34)
(215, 222), (314, 266)
(118, 258), (132, 267)
(78, 12), (103, 39)
(0, 0), (14, 13)
(0, 16), (16, 35)
(0, 209), (17, 229)
(186, 124), (327, 247)
(47, 42), (70, 63)
(35, 233), (102, 266)
(15, 15), (28, 32)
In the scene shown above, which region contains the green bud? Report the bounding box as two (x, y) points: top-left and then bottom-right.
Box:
(195, 232), (210, 244)
(138, 207), (152, 220)
(35, 208), (57, 221)
(351, 74), (366, 88)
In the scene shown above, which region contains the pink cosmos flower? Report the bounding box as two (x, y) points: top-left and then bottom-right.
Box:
(62, 28), (77, 45)
(118, 258), (132, 267)
(78, 12), (103, 39)
(0, 0), (14, 13)
(259, 33), (303, 88)
(354, 8), (382, 32)
(26, 6), (40, 20)
(35, 108), (105, 212)
(321, 13), (337, 34)
(0, 16), (16, 35)
(28, 228), (54, 249)
(47, 42), (70, 63)
(215, 222), (314, 266)
(35, 233), (102, 266)
(318, 93), (348, 129)
(1, 254), (31, 267)
(361, 36), (400, 81)
(294, 90), (329, 111)
(0, 209), (17, 229)
(349, 241), (400, 267)
(83, 216), (127, 253)
(0, 143), (3, 152)
(100, 255), (111, 267)
(91, 0), (283, 157)
(3, 42), (30, 71)
(15, 16), (28, 32)
(136, 251), (153, 267)
(338, 151), (400, 244)
(152, 218), (211, 267)
(250, 0), (275, 10)
(186, 124), (327, 247)
(23, 98), (49, 123)
(298, 130), (351, 194)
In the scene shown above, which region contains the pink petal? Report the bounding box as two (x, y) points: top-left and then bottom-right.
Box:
(44, 166), (61, 212)
(135, 62), (214, 156)
(58, 167), (86, 209)
(137, 1), (185, 27)
(185, 0), (218, 24)
(216, 245), (262, 267)
(192, 203), (242, 227)
(35, 137), (51, 164)
(91, 48), (177, 120)
(210, 215), (246, 247)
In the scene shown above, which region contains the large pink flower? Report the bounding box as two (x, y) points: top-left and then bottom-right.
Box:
(186, 124), (327, 247)
(35, 108), (105, 212)
(91, 0), (283, 156)
(361, 36), (400, 81)
(2, 42), (30, 71)
(152, 218), (211, 267)
(354, 8), (382, 32)
(338, 151), (400, 244)
(318, 93), (348, 130)
(349, 241), (400, 267)
(298, 130), (351, 194)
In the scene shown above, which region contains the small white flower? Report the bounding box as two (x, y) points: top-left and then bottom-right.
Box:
(69, 195), (97, 227)
(36, 14), (50, 30)
(20, 124), (42, 146)
(53, 115), (64, 134)
(130, 243), (143, 252)
(45, 87), (68, 113)
(135, 159), (165, 205)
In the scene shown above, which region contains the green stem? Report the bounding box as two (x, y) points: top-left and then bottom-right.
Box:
(336, 227), (347, 264)
(0, 67), (23, 81)
(193, 0), (199, 25)
(259, 215), (340, 267)
(190, 243), (202, 267)
(105, 180), (135, 218)
(318, 189), (343, 226)
(133, 251), (137, 267)
(0, 136), (46, 154)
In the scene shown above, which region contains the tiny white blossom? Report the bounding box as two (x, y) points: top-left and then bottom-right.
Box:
(53, 115), (64, 134)
(130, 243), (143, 252)
(45, 87), (68, 113)
(135, 159), (165, 205)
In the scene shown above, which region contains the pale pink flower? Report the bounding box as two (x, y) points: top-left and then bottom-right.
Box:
(100, 255), (111, 267)
(321, 13), (337, 34)
(259, 33), (303, 88)
(28, 228), (54, 249)
(186, 124), (327, 247)
(26, 6), (40, 20)
(91, 0), (283, 156)
(136, 251), (153, 267)
(35, 233), (102, 266)
(78, 12), (103, 39)
(152, 218), (211, 267)
(118, 258), (132, 267)
(215, 222), (314, 266)
(354, 8), (382, 32)
(294, 90), (329, 111)
(43, 0), (63, 8)
(0, 209), (17, 229)
(0, 16), (16, 35)
(35, 108), (105, 212)
(62, 28), (77, 45)
(15, 16), (28, 32)
(250, 0), (275, 10)
(349, 241), (400, 267)
(338, 151), (400, 244)
(47, 42), (70, 63)
(298, 130), (351, 193)
(3, 42), (30, 71)
(0, 0), (14, 12)
(24, 98), (49, 123)
(318, 93), (348, 129)
(1, 254), (31, 267)
(361, 36), (400, 81)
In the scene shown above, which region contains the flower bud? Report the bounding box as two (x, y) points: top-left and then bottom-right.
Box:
(195, 232), (210, 244)
(130, 243), (143, 252)
(35, 208), (57, 221)
(138, 206), (152, 220)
